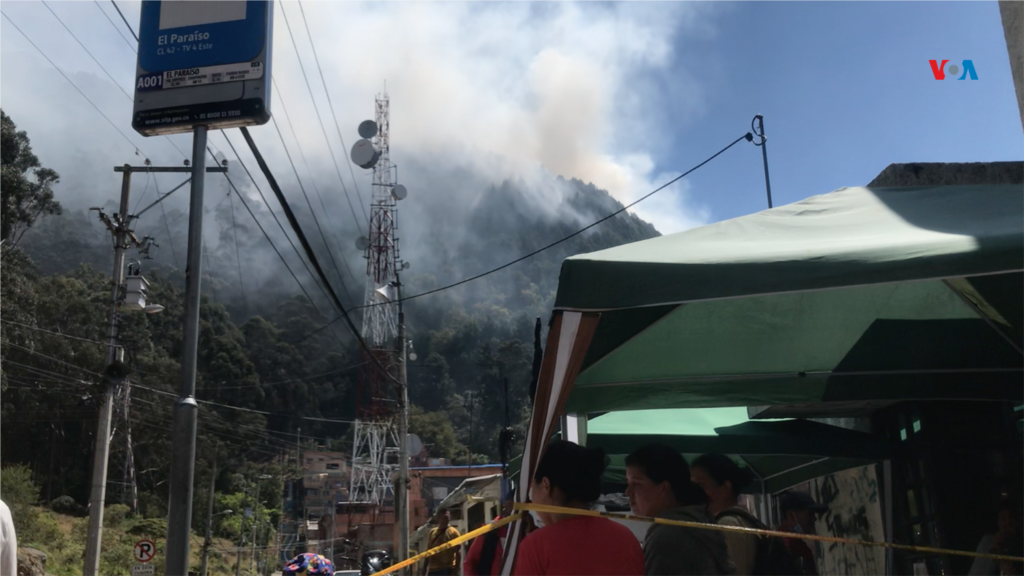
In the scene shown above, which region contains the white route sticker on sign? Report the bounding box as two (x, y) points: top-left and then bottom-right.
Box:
(136, 62), (264, 92)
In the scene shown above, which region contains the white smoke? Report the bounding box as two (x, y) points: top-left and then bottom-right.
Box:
(1, 1), (720, 243)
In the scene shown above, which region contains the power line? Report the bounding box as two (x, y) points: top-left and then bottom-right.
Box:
(206, 146), (325, 320)
(227, 190), (249, 316)
(240, 126), (400, 386)
(218, 133), (335, 308)
(132, 173), (153, 214)
(203, 234), (219, 304)
(109, 0), (137, 42)
(269, 111), (356, 308)
(2, 342), (104, 377)
(296, 133), (753, 342)
(0, 361), (98, 387)
(132, 381), (356, 424)
(1, 319), (107, 346)
(270, 78), (360, 296)
(14, 5), (188, 164)
(280, 1), (366, 230)
(94, 0), (136, 54)
(154, 176), (182, 270)
(6, 354), (349, 446)
(297, 0), (368, 226)
(1, 10), (147, 158)
(41, 0), (132, 101)
(130, 361), (365, 392)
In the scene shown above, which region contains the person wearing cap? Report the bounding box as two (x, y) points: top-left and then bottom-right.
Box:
(777, 491), (827, 576)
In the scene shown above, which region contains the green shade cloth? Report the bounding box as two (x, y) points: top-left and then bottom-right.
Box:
(588, 408), (890, 494)
(548, 185), (1022, 413)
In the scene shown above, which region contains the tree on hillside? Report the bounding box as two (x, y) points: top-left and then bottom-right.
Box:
(1, 110), (61, 245)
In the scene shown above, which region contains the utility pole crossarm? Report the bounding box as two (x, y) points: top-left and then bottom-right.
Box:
(114, 165), (227, 173)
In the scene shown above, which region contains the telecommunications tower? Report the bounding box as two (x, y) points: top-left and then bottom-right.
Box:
(348, 90), (410, 513)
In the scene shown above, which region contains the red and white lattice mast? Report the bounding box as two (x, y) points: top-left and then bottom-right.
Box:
(348, 89), (409, 514)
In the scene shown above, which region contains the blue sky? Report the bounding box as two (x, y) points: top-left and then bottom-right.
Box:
(0, 1), (1020, 238)
(660, 1), (1022, 223)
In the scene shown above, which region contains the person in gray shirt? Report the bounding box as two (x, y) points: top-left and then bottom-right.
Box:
(626, 444), (735, 576)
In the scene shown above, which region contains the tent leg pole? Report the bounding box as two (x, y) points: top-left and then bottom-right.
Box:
(559, 413), (587, 445)
(884, 460), (894, 576)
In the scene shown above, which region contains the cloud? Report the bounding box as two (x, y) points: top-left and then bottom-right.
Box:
(1, 0), (718, 241)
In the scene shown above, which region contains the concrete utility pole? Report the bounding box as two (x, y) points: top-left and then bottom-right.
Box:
(84, 163), (223, 576)
(396, 279), (410, 567)
(82, 166), (133, 576)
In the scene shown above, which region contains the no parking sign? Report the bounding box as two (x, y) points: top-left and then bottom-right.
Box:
(134, 539), (156, 563)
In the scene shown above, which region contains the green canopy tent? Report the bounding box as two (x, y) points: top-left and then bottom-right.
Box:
(506, 185), (1022, 568)
(509, 408), (891, 494)
(588, 408), (890, 494)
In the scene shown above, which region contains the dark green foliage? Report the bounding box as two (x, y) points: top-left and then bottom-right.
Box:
(50, 495), (86, 517)
(2, 112), (658, 536)
(1, 110), (61, 243)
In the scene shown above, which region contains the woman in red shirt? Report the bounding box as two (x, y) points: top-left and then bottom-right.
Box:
(513, 441), (644, 576)
(465, 488), (516, 576)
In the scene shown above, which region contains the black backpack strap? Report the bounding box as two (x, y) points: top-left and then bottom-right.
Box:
(715, 507), (766, 530)
(476, 530), (501, 576)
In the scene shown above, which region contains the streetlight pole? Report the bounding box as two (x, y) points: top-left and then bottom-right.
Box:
(201, 449), (219, 576)
(235, 482), (248, 576)
(252, 474), (271, 573)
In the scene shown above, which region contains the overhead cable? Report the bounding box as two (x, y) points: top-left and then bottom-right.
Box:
(218, 133), (335, 307)
(296, 0), (368, 226)
(109, 0), (137, 42)
(1, 10), (147, 158)
(240, 127), (399, 385)
(94, 0), (136, 54)
(268, 84), (358, 303)
(206, 146), (324, 316)
(42, 0), (132, 101)
(295, 132), (753, 342)
(132, 381), (356, 424)
(280, 2), (367, 229)
(1, 319), (107, 346)
(39, 2), (187, 161)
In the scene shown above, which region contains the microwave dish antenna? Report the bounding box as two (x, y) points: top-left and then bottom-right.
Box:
(358, 120), (378, 139)
(351, 139), (380, 169)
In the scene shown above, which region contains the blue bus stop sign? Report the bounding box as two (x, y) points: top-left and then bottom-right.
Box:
(132, 0), (273, 136)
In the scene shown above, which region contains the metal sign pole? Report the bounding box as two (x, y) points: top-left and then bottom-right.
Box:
(165, 125), (208, 575)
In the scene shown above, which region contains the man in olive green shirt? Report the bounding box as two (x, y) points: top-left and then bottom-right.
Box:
(424, 509), (461, 576)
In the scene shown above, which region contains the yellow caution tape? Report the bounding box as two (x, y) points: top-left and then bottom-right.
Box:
(515, 502), (1024, 564)
(373, 513), (523, 576)
(373, 501), (1022, 576)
